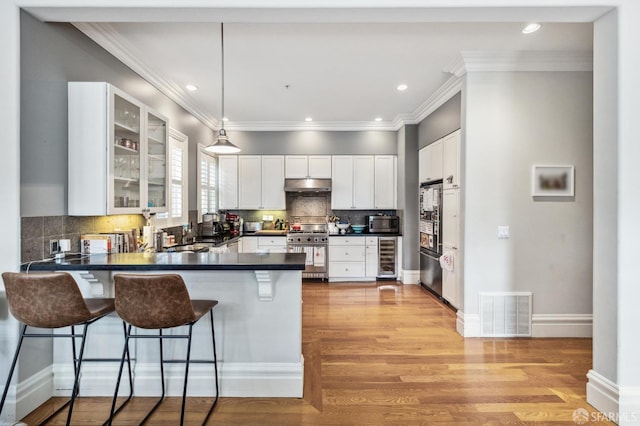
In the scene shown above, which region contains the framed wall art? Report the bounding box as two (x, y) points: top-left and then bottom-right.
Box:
(531, 165), (575, 197)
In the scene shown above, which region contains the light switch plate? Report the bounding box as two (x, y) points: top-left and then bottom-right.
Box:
(498, 226), (510, 239)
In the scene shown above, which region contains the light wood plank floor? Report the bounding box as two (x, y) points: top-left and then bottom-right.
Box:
(22, 282), (612, 425)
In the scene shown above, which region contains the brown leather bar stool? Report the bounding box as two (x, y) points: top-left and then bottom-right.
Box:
(108, 273), (219, 426)
(0, 272), (132, 425)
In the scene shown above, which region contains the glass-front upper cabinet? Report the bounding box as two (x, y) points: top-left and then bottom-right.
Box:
(112, 91), (142, 211)
(145, 109), (168, 212)
(68, 82), (169, 216)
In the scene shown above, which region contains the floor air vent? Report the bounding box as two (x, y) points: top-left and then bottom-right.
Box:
(480, 292), (532, 337)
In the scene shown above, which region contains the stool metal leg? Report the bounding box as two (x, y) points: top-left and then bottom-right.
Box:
(202, 309), (219, 426)
(65, 323), (90, 425)
(0, 324), (27, 417)
(180, 323), (195, 425)
(107, 323), (135, 426)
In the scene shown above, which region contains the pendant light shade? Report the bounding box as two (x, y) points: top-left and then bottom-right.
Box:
(205, 23), (241, 154)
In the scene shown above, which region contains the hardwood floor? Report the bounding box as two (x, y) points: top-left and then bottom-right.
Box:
(21, 282), (612, 425)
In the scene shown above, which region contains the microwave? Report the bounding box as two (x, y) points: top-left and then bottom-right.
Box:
(368, 215), (399, 233)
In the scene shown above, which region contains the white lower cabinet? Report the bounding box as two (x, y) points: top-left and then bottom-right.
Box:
(258, 236), (287, 253)
(239, 236), (257, 253)
(329, 237), (375, 281)
(365, 237), (379, 278)
(239, 236), (286, 253)
(441, 245), (459, 308)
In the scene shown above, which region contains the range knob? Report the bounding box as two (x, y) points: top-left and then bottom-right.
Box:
(306, 237), (312, 242)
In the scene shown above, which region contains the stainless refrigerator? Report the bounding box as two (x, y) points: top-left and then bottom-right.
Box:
(419, 181), (443, 297)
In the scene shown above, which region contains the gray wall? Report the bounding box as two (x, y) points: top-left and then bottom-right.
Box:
(462, 70), (593, 319)
(20, 11), (214, 217)
(418, 92), (462, 148)
(396, 125), (419, 272)
(228, 130), (397, 155)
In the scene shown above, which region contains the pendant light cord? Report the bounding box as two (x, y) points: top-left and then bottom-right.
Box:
(220, 22), (225, 131)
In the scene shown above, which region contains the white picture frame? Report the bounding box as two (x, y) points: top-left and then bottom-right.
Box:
(531, 165), (575, 197)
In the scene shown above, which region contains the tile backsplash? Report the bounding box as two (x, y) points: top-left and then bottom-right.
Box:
(20, 215), (146, 263)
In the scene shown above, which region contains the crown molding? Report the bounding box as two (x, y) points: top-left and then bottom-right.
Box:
(224, 120), (398, 132)
(71, 27), (590, 132)
(73, 22), (221, 130)
(446, 50), (593, 77)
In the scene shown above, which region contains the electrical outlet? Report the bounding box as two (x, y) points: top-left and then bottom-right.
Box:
(497, 226), (510, 239)
(50, 239), (60, 254)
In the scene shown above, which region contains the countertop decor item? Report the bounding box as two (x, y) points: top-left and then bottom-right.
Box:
(205, 23), (241, 154)
(351, 225), (366, 234)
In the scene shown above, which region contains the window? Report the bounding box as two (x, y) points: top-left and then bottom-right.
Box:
(155, 128), (188, 227)
(197, 145), (217, 218)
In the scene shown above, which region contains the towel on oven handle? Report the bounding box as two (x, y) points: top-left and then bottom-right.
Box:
(313, 246), (325, 267)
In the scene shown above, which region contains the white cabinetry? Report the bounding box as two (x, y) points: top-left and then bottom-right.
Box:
(238, 155), (285, 210)
(240, 236), (286, 253)
(418, 140), (443, 183)
(442, 189), (460, 248)
(331, 156), (375, 209)
(329, 237), (366, 280)
(258, 236), (287, 253)
(441, 247), (459, 308)
(68, 82), (168, 215)
(285, 155), (331, 178)
(239, 236), (258, 253)
(442, 188), (461, 308)
(374, 155), (397, 209)
(218, 155), (238, 209)
(443, 130), (461, 190)
(365, 237), (379, 278)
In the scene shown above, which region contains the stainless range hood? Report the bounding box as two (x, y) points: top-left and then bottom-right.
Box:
(284, 178), (331, 193)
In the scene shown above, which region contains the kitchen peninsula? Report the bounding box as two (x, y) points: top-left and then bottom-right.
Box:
(25, 252), (306, 398)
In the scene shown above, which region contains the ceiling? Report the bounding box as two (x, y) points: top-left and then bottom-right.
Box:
(40, 7), (595, 132)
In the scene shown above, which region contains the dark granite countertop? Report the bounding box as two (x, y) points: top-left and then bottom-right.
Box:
(23, 252), (306, 272)
(328, 233), (402, 237)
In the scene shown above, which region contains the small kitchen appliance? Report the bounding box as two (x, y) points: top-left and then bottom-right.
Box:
(368, 215), (399, 234)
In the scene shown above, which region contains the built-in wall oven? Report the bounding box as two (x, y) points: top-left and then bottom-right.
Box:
(286, 224), (328, 280)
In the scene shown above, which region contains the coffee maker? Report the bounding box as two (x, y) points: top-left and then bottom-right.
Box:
(201, 213), (223, 237)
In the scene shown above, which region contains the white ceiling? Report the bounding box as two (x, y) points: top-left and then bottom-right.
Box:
(32, 5), (595, 132)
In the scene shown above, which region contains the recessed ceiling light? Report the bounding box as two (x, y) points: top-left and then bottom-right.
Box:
(396, 84), (408, 92)
(522, 23), (542, 34)
(374, 117), (383, 122)
(222, 117), (229, 122)
(185, 84), (198, 91)
(305, 117), (313, 122)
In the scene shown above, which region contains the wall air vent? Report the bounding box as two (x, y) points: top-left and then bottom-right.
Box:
(480, 292), (532, 337)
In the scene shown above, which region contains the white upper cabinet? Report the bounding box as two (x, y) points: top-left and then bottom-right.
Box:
(261, 156), (286, 209)
(353, 156), (375, 208)
(331, 156), (355, 209)
(238, 155), (285, 210)
(443, 129), (461, 190)
(285, 155), (331, 179)
(68, 82), (168, 216)
(218, 155), (238, 209)
(331, 155), (375, 209)
(418, 139), (443, 183)
(238, 156), (262, 209)
(374, 155), (396, 209)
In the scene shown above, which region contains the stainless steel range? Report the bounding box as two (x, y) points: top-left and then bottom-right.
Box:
(286, 224), (328, 280)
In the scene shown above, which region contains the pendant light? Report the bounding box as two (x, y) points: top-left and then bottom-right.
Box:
(205, 23), (241, 154)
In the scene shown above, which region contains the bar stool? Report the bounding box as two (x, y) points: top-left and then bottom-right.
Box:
(0, 272), (132, 425)
(108, 273), (219, 426)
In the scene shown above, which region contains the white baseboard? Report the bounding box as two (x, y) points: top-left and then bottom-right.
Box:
(587, 370), (619, 420)
(455, 312), (593, 338)
(531, 314), (593, 338)
(0, 366), (53, 425)
(456, 311), (480, 337)
(401, 269), (419, 284)
(52, 359), (304, 398)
